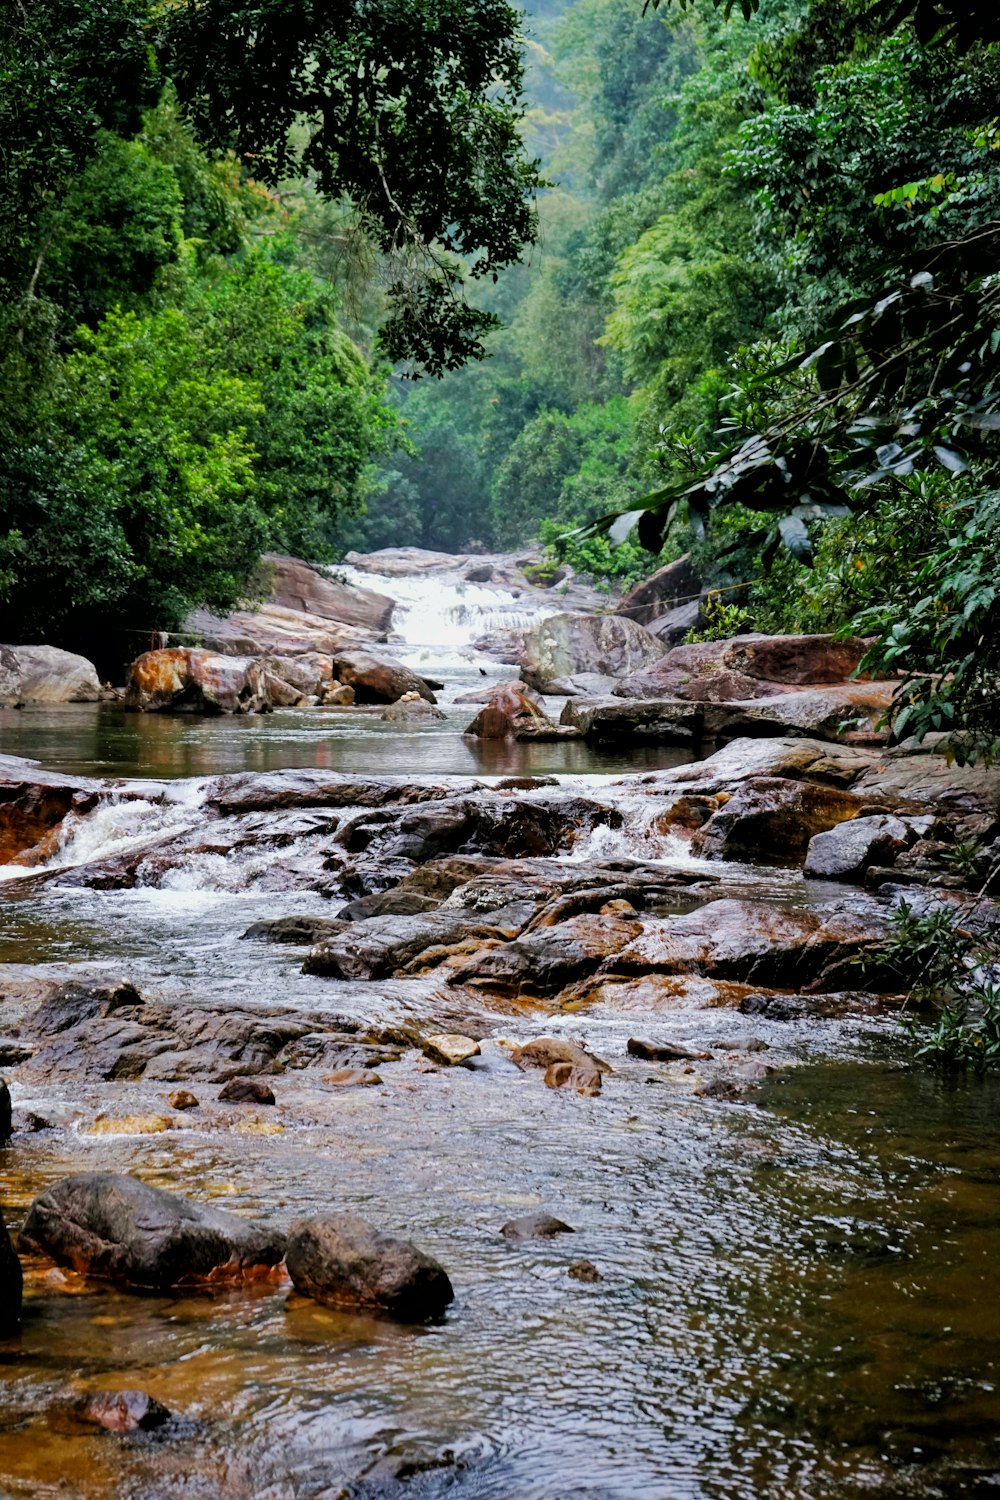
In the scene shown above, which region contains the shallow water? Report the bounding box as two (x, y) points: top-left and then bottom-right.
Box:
(1, 602), (999, 1498)
(0, 698), (693, 781)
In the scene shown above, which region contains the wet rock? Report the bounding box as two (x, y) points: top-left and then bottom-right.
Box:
(168, 1091), (199, 1111)
(319, 680), (356, 706)
(85, 1114), (174, 1135)
(258, 652), (334, 696)
(464, 683), (551, 740)
(500, 1212), (575, 1241)
(337, 888), (442, 921)
(701, 685), (895, 744)
(509, 1038), (611, 1094)
(242, 916), (350, 944)
(261, 671), (305, 708)
(0, 1207), (22, 1334)
(218, 1077), (275, 1106)
(0, 769), (101, 865)
(544, 1059), (603, 1095)
(0, 645), (101, 705)
(30, 977), (144, 1036)
(568, 1258), (603, 1282)
(20, 1173), (286, 1288)
(627, 1038), (712, 1062)
(0, 1040), (32, 1068)
(303, 912), (511, 981)
(693, 778), (875, 862)
(615, 555), (701, 624)
(125, 648), (274, 714)
(381, 694), (447, 722)
(652, 736), (876, 795)
(453, 679), (533, 705)
(450, 913), (643, 997)
(285, 1213), (454, 1322)
(855, 748), (1000, 816)
(422, 1034), (481, 1066)
(336, 794), (620, 867)
(332, 649), (436, 705)
(559, 696), (699, 745)
(78, 1390), (173, 1434)
(521, 613), (667, 694)
(201, 770), (459, 816)
(0, 1080), (10, 1145)
(804, 814), (912, 881)
(325, 1068), (383, 1087)
(604, 898), (899, 992)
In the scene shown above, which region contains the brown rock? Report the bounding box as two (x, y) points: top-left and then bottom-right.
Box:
(0, 769), (101, 866)
(168, 1090), (199, 1111)
(218, 1077), (275, 1106)
(544, 1059), (602, 1095)
(319, 681), (356, 706)
(464, 683), (550, 740)
(125, 648), (271, 715)
(692, 777), (873, 862)
(615, 555), (701, 623)
(627, 1038), (712, 1061)
(260, 554), (394, 633)
(285, 1213), (453, 1322)
(332, 649), (436, 705)
(726, 633), (873, 685)
(78, 1390), (172, 1434)
(325, 1068), (383, 1087)
(568, 1258), (603, 1282)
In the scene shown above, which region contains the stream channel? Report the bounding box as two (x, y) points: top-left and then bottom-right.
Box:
(1, 564), (998, 1499)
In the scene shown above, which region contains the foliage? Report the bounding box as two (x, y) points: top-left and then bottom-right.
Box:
(683, 589), (752, 641)
(880, 899), (1000, 1072)
(158, 0), (544, 374)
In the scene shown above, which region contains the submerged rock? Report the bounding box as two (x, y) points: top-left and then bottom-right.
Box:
(500, 1212), (575, 1241)
(568, 1258), (603, 1283)
(20, 1173), (285, 1289)
(218, 1077), (275, 1106)
(627, 1038), (712, 1062)
(285, 1213), (454, 1322)
(0, 1207), (22, 1335)
(381, 694), (447, 722)
(78, 1389), (173, 1434)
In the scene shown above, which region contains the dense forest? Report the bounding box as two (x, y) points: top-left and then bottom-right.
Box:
(2, 0), (1000, 751)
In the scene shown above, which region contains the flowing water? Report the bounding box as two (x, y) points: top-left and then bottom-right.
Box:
(1, 567), (998, 1498)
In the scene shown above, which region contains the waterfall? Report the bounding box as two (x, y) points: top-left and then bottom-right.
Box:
(334, 562), (565, 672)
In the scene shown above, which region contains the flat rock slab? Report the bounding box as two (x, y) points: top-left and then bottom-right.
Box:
(286, 1213), (453, 1322)
(648, 737), (877, 794)
(20, 1173), (285, 1289)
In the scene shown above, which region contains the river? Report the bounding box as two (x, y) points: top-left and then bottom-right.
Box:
(1, 564), (998, 1499)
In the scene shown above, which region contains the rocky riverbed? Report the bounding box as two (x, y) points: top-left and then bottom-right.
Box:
(2, 713), (1000, 1497)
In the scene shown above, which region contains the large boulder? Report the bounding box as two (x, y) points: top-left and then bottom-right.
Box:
(183, 602), (374, 657)
(521, 613), (667, 694)
(125, 648), (271, 714)
(0, 645), (101, 705)
(19, 1173), (286, 1288)
(603, 898), (898, 991)
(855, 747), (1000, 816)
(261, 553), (394, 633)
(285, 1213), (454, 1321)
(692, 777), (875, 862)
(615, 555), (701, 624)
(804, 814), (913, 881)
(463, 683), (563, 741)
(0, 1207), (22, 1334)
(332, 649), (436, 705)
(559, 696), (700, 744)
(726, 634), (873, 685)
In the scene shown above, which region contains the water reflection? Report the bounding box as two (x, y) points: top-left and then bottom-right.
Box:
(0, 702), (695, 781)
